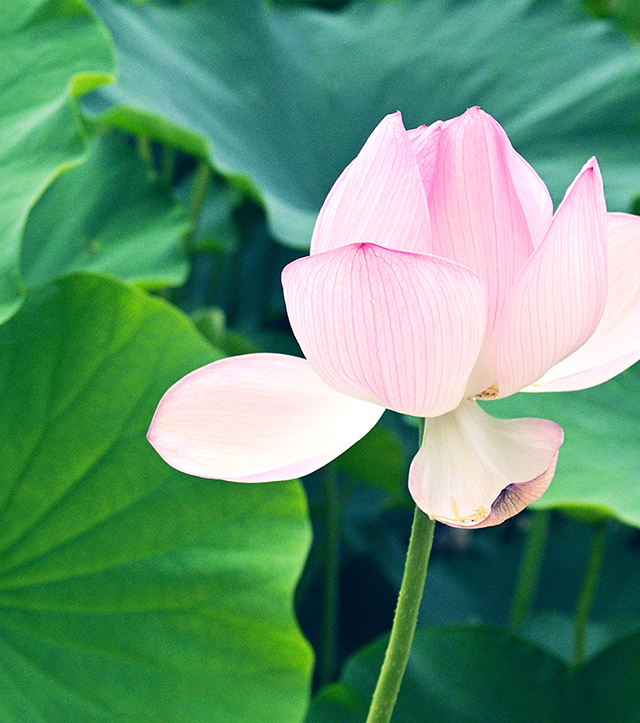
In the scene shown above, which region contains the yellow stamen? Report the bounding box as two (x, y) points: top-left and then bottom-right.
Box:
(437, 498), (490, 525)
(474, 383), (499, 400)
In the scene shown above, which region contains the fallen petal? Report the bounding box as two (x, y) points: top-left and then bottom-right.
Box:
(496, 158), (607, 397)
(148, 353), (384, 481)
(310, 112), (432, 255)
(526, 212), (640, 392)
(409, 400), (563, 528)
(283, 243), (486, 417)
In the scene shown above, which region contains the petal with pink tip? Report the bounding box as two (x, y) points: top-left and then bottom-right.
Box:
(506, 146), (554, 248)
(310, 112), (431, 255)
(526, 212), (640, 392)
(427, 107), (534, 332)
(406, 121), (442, 197)
(496, 159), (607, 397)
(147, 353), (384, 481)
(282, 243), (487, 417)
(408, 400), (563, 528)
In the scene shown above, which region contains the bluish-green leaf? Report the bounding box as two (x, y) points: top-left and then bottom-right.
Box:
(486, 368), (640, 528)
(308, 624), (640, 722)
(86, 0), (640, 247)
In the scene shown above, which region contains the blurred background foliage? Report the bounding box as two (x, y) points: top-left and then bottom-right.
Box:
(3, 0), (640, 720)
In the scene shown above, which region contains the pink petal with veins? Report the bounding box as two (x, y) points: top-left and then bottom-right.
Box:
(310, 112), (431, 255)
(527, 212), (640, 392)
(282, 243), (486, 417)
(147, 353), (384, 481)
(406, 120), (442, 197)
(496, 158), (608, 397)
(427, 108), (535, 330)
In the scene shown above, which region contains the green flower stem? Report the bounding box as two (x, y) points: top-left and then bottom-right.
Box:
(318, 463), (340, 687)
(161, 145), (176, 187)
(509, 509), (551, 627)
(366, 505), (436, 723)
(574, 521), (607, 666)
(136, 135), (154, 168)
(183, 161), (211, 253)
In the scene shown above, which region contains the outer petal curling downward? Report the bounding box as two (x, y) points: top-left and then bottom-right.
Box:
(527, 212), (640, 392)
(283, 243), (487, 418)
(408, 401), (564, 528)
(310, 112), (431, 255)
(147, 353), (384, 482)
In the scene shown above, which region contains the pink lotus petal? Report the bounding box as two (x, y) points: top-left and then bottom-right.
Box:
(310, 112), (431, 255)
(495, 158), (607, 397)
(427, 107), (535, 338)
(406, 121), (442, 197)
(506, 145), (554, 248)
(408, 401), (563, 528)
(527, 212), (640, 392)
(147, 353), (384, 481)
(282, 243), (486, 417)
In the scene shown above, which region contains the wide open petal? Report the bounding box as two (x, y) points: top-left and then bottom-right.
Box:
(495, 158), (607, 398)
(282, 243), (486, 418)
(427, 108), (535, 337)
(310, 112), (431, 255)
(409, 400), (563, 528)
(526, 213), (640, 392)
(147, 353), (384, 481)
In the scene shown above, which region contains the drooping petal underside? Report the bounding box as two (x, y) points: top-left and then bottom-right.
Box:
(408, 401), (564, 528)
(310, 112), (431, 255)
(282, 243), (487, 417)
(147, 353), (384, 482)
(527, 212), (640, 392)
(496, 158), (608, 398)
(427, 108), (535, 336)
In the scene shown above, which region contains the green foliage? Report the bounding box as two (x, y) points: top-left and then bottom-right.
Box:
(4, 0), (640, 719)
(487, 369), (640, 528)
(584, 0), (640, 38)
(0, 274), (313, 721)
(336, 423), (408, 500)
(87, 0), (640, 248)
(0, 0), (115, 323)
(22, 133), (189, 289)
(308, 624), (640, 722)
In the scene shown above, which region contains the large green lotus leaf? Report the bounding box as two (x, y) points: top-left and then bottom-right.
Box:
(0, 0), (115, 323)
(0, 273), (312, 722)
(307, 625), (640, 723)
(21, 133), (189, 289)
(85, 0), (640, 248)
(484, 369), (640, 528)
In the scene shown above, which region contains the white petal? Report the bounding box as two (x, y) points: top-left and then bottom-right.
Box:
(409, 400), (563, 528)
(148, 353), (384, 481)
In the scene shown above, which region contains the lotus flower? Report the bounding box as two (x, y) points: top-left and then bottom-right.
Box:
(148, 108), (640, 528)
